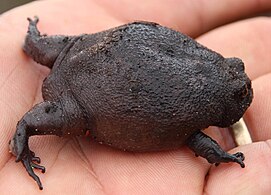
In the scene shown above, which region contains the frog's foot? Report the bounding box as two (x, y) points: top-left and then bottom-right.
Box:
(9, 120), (45, 190)
(20, 149), (45, 190)
(27, 16), (39, 30)
(214, 152), (244, 167)
(186, 130), (245, 168)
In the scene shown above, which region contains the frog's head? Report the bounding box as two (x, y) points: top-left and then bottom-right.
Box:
(217, 57), (253, 127)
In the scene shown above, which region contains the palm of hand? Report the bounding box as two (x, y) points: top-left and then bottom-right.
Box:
(0, 0), (271, 194)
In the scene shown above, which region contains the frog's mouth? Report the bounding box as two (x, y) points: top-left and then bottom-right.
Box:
(8, 138), (17, 156)
(232, 79), (253, 123)
(240, 79), (253, 110)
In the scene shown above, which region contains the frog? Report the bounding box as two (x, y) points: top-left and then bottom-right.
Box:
(9, 17), (253, 190)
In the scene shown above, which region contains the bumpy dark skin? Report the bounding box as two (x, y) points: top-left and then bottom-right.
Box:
(9, 17), (253, 190)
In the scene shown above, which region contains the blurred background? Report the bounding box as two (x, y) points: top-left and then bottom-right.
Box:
(0, 0), (34, 14)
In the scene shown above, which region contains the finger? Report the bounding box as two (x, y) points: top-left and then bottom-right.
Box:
(205, 141), (271, 194)
(245, 74), (271, 142)
(2, 0), (271, 37)
(95, 0), (271, 37)
(0, 0), (122, 34)
(197, 17), (271, 80)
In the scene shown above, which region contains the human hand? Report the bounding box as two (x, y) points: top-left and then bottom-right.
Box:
(0, 0), (271, 194)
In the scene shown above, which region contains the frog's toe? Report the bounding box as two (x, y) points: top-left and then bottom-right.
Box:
(232, 152), (245, 168)
(31, 156), (41, 164)
(21, 151), (45, 190)
(27, 16), (39, 25)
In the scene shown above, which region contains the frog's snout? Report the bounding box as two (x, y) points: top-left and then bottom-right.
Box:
(8, 137), (17, 156)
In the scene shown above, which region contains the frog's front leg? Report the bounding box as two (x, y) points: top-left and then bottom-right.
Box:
(186, 130), (245, 168)
(9, 98), (88, 190)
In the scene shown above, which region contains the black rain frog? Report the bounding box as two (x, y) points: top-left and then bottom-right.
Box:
(9, 17), (253, 190)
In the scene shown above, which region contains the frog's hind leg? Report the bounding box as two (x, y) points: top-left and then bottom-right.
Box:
(23, 16), (74, 68)
(9, 96), (88, 190)
(186, 130), (245, 168)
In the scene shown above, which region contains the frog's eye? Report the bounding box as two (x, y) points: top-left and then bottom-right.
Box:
(241, 86), (248, 98)
(237, 83), (251, 99)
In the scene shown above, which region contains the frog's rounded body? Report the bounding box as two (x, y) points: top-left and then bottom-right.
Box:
(42, 21), (252, 151)
(9, 17), (253, 190)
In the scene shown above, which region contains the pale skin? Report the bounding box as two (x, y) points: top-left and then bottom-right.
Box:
(0, 0), (271, 194)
